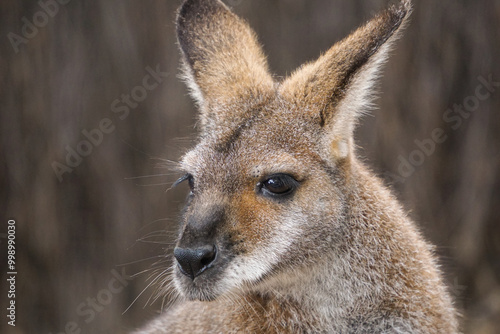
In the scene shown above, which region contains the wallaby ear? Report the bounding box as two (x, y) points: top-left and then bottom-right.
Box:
(280, 0), (412, 161)
(177, 0), (274, 128)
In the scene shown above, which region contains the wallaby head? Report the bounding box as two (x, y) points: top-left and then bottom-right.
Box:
(150, 0), (459, 332)
(174, 0), (410, 299)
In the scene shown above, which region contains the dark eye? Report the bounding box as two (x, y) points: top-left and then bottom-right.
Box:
(259, 174), (298, 198)
(187, 174), (195, 192)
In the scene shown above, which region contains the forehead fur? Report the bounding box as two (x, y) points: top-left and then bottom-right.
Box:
(181, 95), (324, 173)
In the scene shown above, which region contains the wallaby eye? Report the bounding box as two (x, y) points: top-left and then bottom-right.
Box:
(187, 174), (195, 192)
(259, 174), (298, 198)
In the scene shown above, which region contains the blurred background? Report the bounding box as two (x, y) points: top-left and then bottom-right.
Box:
(1, 0), (499, 333)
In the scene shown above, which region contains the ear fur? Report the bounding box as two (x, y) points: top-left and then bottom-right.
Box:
(279, 0), (412, 161)
(176, 0), (274, 130)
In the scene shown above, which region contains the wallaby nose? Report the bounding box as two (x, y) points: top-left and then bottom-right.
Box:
(174, 245), (217, 280)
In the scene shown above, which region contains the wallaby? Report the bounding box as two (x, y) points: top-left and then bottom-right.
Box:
(135, 0), (459, 332)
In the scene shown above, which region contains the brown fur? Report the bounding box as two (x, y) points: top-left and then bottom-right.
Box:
(134, 0), (459, 332)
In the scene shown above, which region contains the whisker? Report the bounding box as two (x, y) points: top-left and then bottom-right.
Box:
(130, 266), (164, 279)
(125, 173), (173, 180)
(117, 255), (165, 267)
(123, 271), (164, 314)
(144, 269), (170, 307)
(120, 140), (162, 160)
(146, 267), (180, 311)
(136, 235), (171, 243)
(135, 182), (174, 187)
(137, 239), (175, 245)
(128, 225), (178, 250)
(137, 218), (175, 232)
(139, 230), (173, 238)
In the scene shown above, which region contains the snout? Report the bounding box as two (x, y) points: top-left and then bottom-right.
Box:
(174, 244), (217, 280)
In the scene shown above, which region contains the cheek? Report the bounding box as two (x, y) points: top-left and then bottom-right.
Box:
(227, 190), (278, 254)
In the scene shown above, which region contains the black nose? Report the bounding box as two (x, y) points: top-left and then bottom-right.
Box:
(174, 245), (217, 280)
